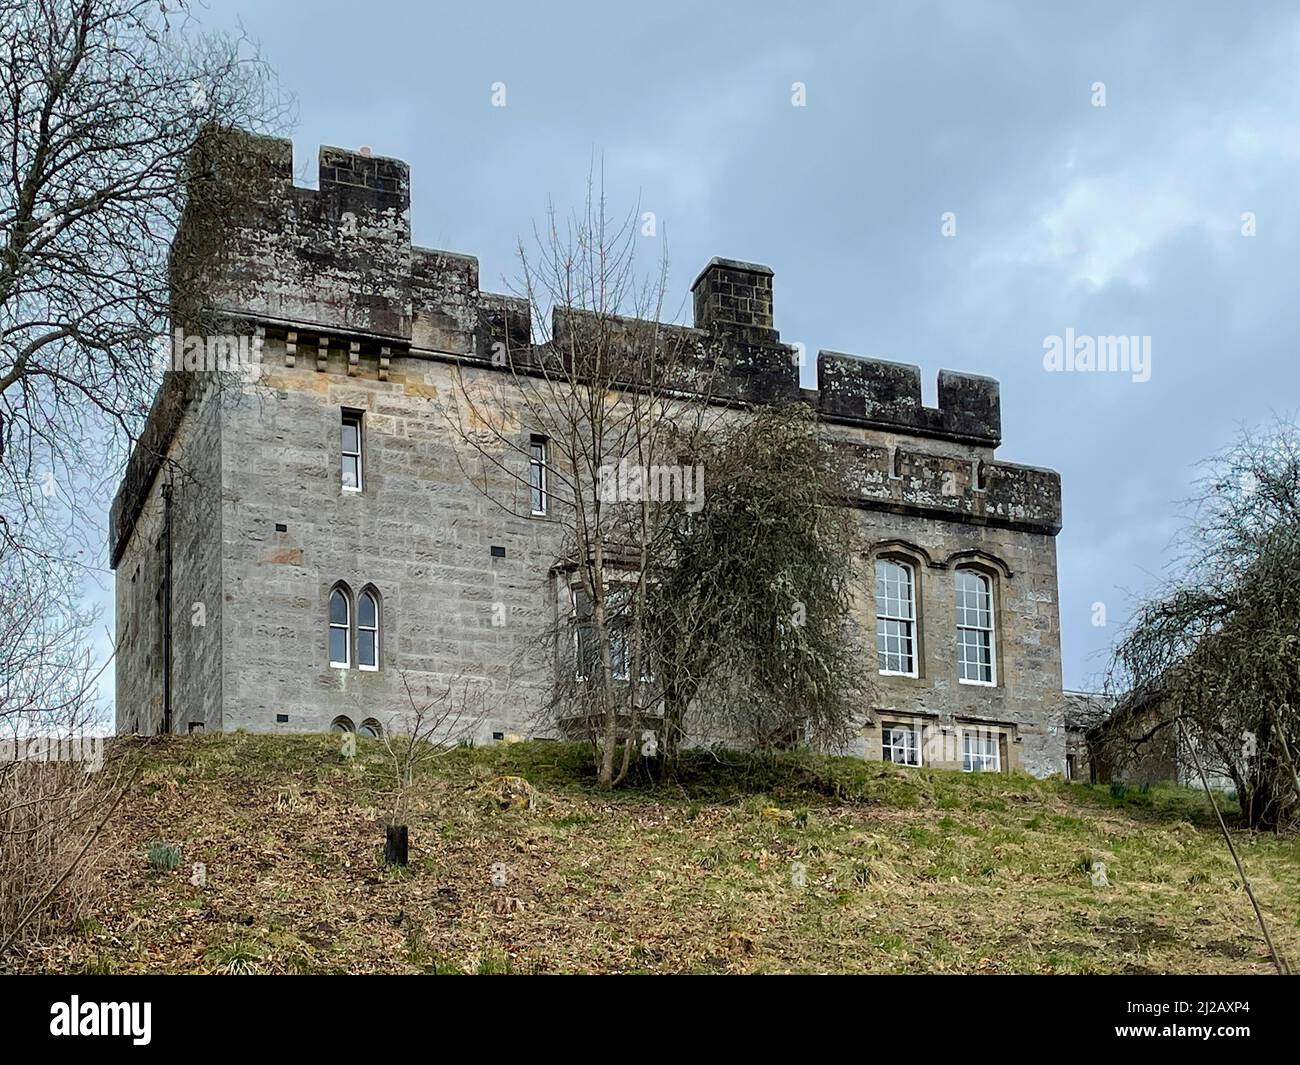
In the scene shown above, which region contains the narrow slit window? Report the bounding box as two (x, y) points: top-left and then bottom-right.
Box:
(529, 436), (548, 515)
(342, 411), (363, 491)
(607, 584), (629, 681)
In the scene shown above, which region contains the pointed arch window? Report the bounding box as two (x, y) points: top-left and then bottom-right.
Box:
(329, 587), (351, 668)
(358, 590), (380, 671)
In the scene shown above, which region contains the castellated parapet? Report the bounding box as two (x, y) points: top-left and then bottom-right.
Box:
(110, 132), (1065, 777)
(116, 133), (1057, 563)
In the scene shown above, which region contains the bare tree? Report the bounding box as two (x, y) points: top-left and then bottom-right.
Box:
(1108, 416), (1300, 831)
(443, 177), (728, 787)
(444, 180), (869, 786)
(1, 0), (287, 561)
(0, 0), (284, 959)
(376, 672), (487, 866)
(0, 551), (137, 962)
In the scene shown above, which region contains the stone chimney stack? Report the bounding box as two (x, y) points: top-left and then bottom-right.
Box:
(690, 258), (777, 342)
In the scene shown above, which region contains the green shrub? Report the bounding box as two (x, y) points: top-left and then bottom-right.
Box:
(147, 842), (181, 872)
(205, 940), (263, 975)
(476, 952), (515, 975)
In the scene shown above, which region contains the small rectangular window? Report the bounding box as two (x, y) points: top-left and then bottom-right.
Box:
(962, 731), (1001, 773)
(342, 411), (363, 491)
(882, 724), (921, 766)
(529, 436), (548, 515)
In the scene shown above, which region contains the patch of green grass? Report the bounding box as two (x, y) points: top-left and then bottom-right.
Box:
(476, 952), (516, 975)
(205, 939), (264, 975)
(146, 842), (181, 872)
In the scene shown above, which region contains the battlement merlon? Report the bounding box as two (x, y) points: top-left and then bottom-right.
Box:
(174, 132), (414, 339)
(816, 353), (1001, 447)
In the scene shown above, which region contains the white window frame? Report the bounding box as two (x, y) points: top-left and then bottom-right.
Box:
(962, 730), (1001, 773)
(875, 558), (918, 677)
(956, 568), (996, 686)
(529, 435), (548, 516)
(357, 590), (380, 672)
(341, 410), (363, 493)
(882, 723), (922, 767)
(329, 588), (351, 669)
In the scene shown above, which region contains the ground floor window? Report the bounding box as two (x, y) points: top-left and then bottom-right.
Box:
(962, 731), (1001, 772)
(882, 724), (921, 766)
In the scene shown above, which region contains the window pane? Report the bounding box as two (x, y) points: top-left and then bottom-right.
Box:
(573, 587), (592, 621)
(342, 455), (360, 488)
(358, 630), (376, 667)
(342, 422), (359, 454)
(875, 560), (914, 623)
(329, 626), (348, 664)
(883, 727), (920, 766)
(611, 636), (627, 680)
(358, 592), (377, 628)
(576, 624), (596, 676)
(329, 590), (348, 625)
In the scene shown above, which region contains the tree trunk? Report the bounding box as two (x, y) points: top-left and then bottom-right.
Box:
(384, 824), (409, 866)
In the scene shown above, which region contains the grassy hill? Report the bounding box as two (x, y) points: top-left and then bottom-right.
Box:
(24, 733), (1300, 974)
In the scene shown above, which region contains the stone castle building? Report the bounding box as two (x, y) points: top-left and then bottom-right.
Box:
(110, 134), (1066, 776)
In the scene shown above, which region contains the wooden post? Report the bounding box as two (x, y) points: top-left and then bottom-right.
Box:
(384, 824), (408, 867)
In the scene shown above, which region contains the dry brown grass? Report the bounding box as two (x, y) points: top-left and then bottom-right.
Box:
(15, 733), (1300, 974)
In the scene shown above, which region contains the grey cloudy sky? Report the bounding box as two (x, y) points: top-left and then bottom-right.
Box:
(149, 0), (1300, 694)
